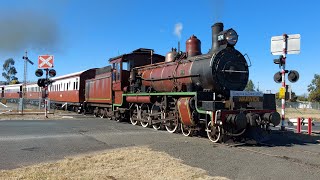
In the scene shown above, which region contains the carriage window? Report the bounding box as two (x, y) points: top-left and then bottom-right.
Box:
(67, 83), (69, 91)
(75, 78), (79, 90)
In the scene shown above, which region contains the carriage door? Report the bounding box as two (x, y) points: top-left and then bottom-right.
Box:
(111, 59), (122, 91)
(110, 58), (125, 105)
(19, 86), (23, 98)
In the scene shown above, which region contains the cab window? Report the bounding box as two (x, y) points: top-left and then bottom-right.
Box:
(113, 63), (121, 81)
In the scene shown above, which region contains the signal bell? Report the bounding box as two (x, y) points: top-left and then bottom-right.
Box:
(288, 70), (299, 83)
(273, 72), (282, 83)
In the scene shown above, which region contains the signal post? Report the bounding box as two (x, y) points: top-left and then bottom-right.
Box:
(280, 34), (288, 131)
(271, 34), (300, 130)
(35, 55), (56, 118)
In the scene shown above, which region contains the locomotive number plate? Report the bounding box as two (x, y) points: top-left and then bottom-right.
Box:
(233, 96), (263, 102)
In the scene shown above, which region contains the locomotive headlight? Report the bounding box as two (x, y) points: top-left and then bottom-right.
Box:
(225, 29), (238, 46)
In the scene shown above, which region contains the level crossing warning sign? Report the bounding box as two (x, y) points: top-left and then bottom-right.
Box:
(38, 55), (54, 69)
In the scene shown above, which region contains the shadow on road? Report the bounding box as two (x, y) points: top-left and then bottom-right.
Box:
(264, 130), (320, 146)
(237, 129), (320, 147)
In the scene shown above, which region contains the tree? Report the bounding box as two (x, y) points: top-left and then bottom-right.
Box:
(10, 78), (19, 84)
(2, 58), (18, 84)
(308, 74), (320, 102)
(289, 92), (298, 102)
(297, 95), (308, 102)
(244, 79), (255, 91)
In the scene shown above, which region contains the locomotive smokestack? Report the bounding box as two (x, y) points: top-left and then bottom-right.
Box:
(210, 22), (224, 53)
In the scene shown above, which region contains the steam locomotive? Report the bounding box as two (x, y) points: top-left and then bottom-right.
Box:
(83, 22), (280, 143)
(0, 22), (280, 143)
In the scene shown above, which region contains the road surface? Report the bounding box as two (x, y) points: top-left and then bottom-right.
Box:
(0, 118), (320, 179)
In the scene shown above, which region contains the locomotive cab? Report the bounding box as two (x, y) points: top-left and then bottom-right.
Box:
(109, 48), (165, 91)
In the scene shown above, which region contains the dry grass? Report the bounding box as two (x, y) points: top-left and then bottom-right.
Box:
(0, 146), (228, 180)
(278, 108), (320, 120)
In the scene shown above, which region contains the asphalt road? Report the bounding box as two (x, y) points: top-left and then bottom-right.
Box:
(1, 117), (320, 180)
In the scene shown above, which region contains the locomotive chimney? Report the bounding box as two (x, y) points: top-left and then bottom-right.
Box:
(210, 22), (224, 53)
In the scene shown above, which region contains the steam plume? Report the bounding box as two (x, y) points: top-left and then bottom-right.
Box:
(0, 11), (60, 53)
(173, 23), (183, 39)
(212, 0), (224, 22)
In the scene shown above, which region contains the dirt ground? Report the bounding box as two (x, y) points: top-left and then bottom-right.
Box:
(0, 146), (228, 180)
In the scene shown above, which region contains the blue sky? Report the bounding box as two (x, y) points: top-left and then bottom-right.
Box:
(0, 0), (318, 95)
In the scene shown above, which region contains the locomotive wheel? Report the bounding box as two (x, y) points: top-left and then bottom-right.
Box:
(130, 105), (139, 125)
(165, 120), (179, 133)
(93, 107), (99, 117)
(140, 104), (150, 128)
(140, 120), (149, 127)
(151, 104), (164, 130)
(153, 124), (161, 130)
(207, 121), (223, 143)
(152, 113), (164, 130)
(165, 110), (179, 133)
(181, 124), (193, 137)
(116, 112), (126, 122)
(99, 109), (105, 118)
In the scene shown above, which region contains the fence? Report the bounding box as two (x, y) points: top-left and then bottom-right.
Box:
(276, 100), (320, 110)
(0, 98), (54, 112)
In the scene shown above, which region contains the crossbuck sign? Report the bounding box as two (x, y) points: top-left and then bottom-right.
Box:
(38, 55), (54, 69)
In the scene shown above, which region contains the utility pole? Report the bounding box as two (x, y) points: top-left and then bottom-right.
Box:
(22, 50), (34, 114)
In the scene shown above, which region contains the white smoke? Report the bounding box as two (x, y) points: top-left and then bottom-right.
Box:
(0, 11), (60, 53)
(173, 23), (183, 39)
(212, 0), (224, 22)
